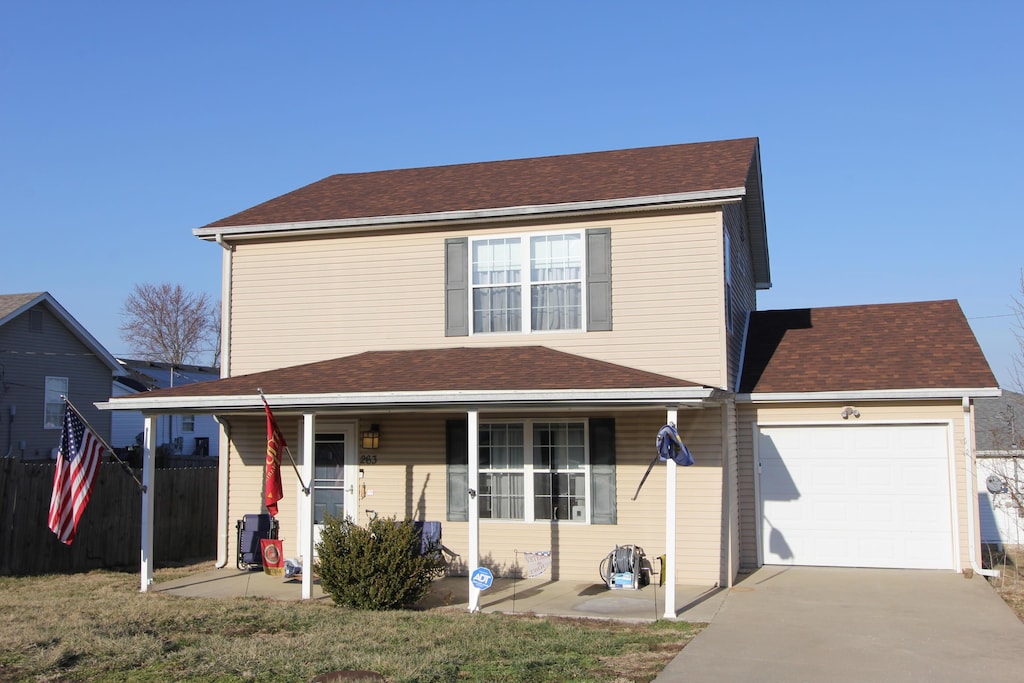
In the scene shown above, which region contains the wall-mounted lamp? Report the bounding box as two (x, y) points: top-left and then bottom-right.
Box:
(360, 424), (380, 449)
(840, 406), (861, 420)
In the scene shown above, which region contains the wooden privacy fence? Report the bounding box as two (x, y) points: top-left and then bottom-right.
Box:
(0, 459), (217, 576)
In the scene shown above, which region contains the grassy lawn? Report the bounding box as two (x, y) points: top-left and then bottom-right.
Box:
(985, 544), (1024, 622)
(0, 565), (703, 682)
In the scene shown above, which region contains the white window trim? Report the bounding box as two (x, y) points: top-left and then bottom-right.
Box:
(478, 419), (591, 523)
(468, 229), (587, 336)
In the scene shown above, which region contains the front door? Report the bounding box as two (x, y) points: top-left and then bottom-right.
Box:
(312, 428), (357, 549)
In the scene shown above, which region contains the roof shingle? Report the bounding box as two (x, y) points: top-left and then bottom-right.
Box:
(203, 138), (759, 229)
(739, 300), (998, 393)
(124, 346), (704, 400)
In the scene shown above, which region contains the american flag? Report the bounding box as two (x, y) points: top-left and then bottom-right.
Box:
(48, 403), (104, 545)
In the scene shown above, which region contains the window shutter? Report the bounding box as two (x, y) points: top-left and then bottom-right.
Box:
(589, 418), (617, 524)
(446, 419), (469, 521)
(586, 228), (612, 331)
(445, 237), (469, 337)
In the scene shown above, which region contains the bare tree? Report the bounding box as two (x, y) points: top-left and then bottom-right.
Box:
(120, 283), (217, 366)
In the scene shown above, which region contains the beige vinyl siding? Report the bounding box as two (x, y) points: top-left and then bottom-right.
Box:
(227, 208), (731, 388)
(735, 401), (970, 572)
(226, 408), (729, 583)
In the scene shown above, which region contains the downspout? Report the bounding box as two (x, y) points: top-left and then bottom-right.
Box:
(964, 396), (999, 577)
(213, 415), (231, 569)
(215, 233), (233, 378)
(213, 233), (234, 569)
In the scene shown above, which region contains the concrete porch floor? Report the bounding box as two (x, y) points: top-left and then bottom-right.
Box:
(153, 568), (726, 622)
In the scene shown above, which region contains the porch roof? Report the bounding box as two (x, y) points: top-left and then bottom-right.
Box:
(98, 346), (718, 413)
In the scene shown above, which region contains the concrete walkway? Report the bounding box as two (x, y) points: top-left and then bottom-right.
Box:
(655, 566), (1024, 682)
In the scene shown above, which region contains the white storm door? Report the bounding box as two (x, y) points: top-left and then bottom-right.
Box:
(759, 424), (954, 570)
(311, 427), (357, 548)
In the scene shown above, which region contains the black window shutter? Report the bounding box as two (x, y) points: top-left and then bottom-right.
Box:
(589, 418), (617, 524)
(445, 237), (469, 337)
(446, 419), (469, 521)
(586, 228), (612, 331)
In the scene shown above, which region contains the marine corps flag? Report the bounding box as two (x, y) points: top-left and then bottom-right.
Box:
(263, 397), (286, 517)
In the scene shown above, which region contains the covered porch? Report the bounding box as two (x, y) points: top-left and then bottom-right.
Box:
(99, 346), (734, 618)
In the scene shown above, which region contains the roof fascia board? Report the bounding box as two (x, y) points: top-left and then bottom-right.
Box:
(735, 387), (1003, 402)
(194, 188), (747, 241)
(98, 386), (721, 413)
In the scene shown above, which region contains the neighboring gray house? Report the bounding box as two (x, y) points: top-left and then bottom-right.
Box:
(0, 292), (125, 461)
(975, 389), (1024, 546)
(112, 360), (221, 458)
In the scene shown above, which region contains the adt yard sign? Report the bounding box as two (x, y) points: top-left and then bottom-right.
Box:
(471, 566), (493, 590)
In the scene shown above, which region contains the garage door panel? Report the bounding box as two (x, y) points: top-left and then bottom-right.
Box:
(760, 424), (954, 570)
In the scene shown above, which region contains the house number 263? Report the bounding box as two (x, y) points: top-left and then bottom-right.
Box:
(359, 454), (378, 465)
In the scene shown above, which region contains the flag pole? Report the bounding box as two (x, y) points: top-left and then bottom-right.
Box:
(62, 396), (147, 493)
(632, 454), (660, 501)
(258, 388), (310, 495)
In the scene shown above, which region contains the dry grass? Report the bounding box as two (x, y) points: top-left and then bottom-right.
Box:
(984, 544), (1024, 622)
(0, 565), (703, 682)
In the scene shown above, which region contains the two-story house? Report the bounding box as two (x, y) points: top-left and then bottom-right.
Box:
(1, 292), (125, 461)
(100, 138), (998, 610)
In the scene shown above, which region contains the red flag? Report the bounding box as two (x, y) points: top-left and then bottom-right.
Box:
(48, 403), (104, 544)
(264, 399), (286, 517)
(261, 538), (285, 576)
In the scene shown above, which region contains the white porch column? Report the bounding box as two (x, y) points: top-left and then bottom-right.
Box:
(301, 412), (315, 600)
(467, 409), (480, 612)
(663, 408), (678, 619)
(140, 414), (157, 592)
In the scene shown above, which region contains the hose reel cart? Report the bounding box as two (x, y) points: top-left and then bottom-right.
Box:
(599, 544), (651, 590)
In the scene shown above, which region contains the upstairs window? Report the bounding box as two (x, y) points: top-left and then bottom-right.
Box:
(470, 232), (583, 334)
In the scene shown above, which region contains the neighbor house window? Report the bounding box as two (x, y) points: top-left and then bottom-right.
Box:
(44, 376), (68, 429)
(182, 415), (195, 433)
(470, 231), (583, 334)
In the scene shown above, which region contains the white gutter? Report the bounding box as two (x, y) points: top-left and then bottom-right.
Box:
(964, 396), (999, 577)
(736, 387), (1003, 403)
(97, 387), (721, 413)
(193, 189), (747, 241)
(215, 234), (233, 379)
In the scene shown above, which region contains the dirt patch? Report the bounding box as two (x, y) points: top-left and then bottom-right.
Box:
(984, 544), (1024, 622)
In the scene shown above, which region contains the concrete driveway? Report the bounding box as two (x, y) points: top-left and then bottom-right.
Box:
(656, 566), (1024, 682)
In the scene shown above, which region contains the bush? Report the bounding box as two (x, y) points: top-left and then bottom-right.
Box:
(314, 515), (445, 610)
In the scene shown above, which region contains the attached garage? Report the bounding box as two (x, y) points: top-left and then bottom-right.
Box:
(758, 423), (956, 570)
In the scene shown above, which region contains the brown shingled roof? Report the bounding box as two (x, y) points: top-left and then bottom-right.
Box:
(739, 300), (998, 394)
(204, 138), (759, 228)
(124, 346), (704, 401)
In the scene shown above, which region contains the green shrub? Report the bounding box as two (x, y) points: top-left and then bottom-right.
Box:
(314, 515), (445, 610)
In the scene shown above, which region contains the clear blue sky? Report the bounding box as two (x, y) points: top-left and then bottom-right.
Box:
(2, 1), (1021, 386)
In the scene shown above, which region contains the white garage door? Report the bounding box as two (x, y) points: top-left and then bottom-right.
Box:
(759, 424), (954, 570)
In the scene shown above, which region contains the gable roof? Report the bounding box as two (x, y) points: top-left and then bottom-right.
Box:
(194, 137), (770, 287)
(738, 300), (998, 396)
(0, 292), (126, 377)
(100, 346), (716, 413)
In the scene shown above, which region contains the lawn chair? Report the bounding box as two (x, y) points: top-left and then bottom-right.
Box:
(236, 513), (279, 570)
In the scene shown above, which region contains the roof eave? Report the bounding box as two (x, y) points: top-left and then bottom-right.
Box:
(735, 387), (1003, 403)
(193, 188), (748, 241)
(98, 386), (723, 414)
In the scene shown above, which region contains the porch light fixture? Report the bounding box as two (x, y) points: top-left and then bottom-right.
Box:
(840, 406), (861, 420)
(360, 424), (380, 449)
